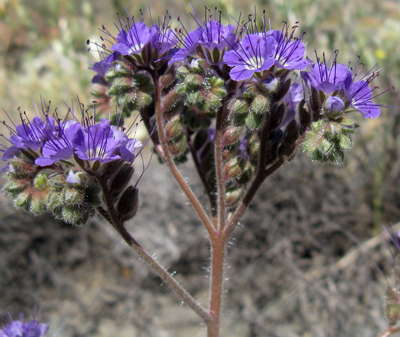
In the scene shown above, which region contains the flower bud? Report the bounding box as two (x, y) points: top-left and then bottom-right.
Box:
(284, 120), (299, 146)
(14, 187), (33, 211)
(110, 163), (134, 194)
(226, 186), (245, 208)
(8, 159), (38, 179)
(165, 115), (184, 140)
(261, 77), (279, 92)
(185, 74), (203, 91)
(168, 134), (188, 157)
(222, 126), (244, 146)
(339, 117), (359, 133)
(3, 178), (31, 195)
(161, 73), (176, 91)
(245, 111), (265, 132)
(269, 103), (285, 130)
(224, 157), (244, 181)
(162, 89), (184, 119)
(107, 77), (135, 95)
(299, 99), (311, 131)
(117, 91), (138, 106)
(117, 186), (139, 222)
(236, 162), (253, 184)
(324, 96), (345, 117)
(30, 189), (48, 214)
(251, 94), (270, 115)
(63, 187), (84, 205)
(62, 204), (94, 226)
(274, 78), (291, 102)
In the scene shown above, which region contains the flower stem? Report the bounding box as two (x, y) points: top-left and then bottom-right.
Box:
(215, 105), (226, 231)
(207, 233), (226, 337)
(97, 180), (212, 324)
(151, 71), (215, 237)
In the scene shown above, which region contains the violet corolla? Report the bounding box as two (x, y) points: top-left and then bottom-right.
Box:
(0, 318), (49, 337)
(1, 103), (146, 225)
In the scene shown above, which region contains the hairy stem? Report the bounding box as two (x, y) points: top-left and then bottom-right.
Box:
(215, 105), (226, 231)
(207, 234), (226, 337)
(97, 179), (212, 324)
(150, 71), (215, 237)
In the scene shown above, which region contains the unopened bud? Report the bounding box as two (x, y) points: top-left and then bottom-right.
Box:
(269, 103), (285, 130)
(222, 126), (244, 146)
(107, 77), (135, 95)
(163, 89), (184, 119)
(299, 99), (311, 130)
(14, 187), (33, 211)
(117, 186), (139, 222)
(165, 115), (184, 140)
(168, 135), (188, 157)
(274, 78), (291, 102)
(340, 117), (359, 133)
(251, 94), (270, 115)
(224, 157), (244, 181)
(3, 178), (31, 195)
(30, 189), (48, 214)
(262, 76), (279, 92)
(110, 163), (134, 194)
(284, 120), (299, 146)
(324, 96), (345, 117)
(185, 74), (203, 91)
(245, 111), (265, 131)
(8, 159), (38, 179)
(226, 186), (245, 208)
(62, 204), (94, 226)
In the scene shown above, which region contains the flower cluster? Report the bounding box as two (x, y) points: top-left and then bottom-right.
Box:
(1, 103), (144, 225)
(0, 317), (48, 337)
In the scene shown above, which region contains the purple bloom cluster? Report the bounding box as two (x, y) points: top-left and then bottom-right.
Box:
(0, 319), (48, 337)
(301, 51), (386, 118)
(223, 21), (310, 81)
(109, 15), (178, 59)
(1, 106), (143, 169)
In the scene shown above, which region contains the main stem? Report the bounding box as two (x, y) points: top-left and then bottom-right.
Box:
(207, 234), (226, 337)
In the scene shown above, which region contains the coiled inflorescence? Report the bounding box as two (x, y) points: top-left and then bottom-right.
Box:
(1, 103), (145, 225)
(83, 7), (391, 209)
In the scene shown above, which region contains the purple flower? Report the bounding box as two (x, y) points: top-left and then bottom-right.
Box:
(89, 52), (120, 84)
(198, 21), (236, 52)
(149, 23), (178, 55)
(347, 80), (380, 118)
(169, 28), (202, 63)
(111, 22), (154, 55)
(0, 319), (49, 337)
(223, 34), (277, 81)
(266, 26), (311, 70)
(1, 111), (59, 161)
(2, 104), (145, 171)
(301, 62), (352, 94)
(34, 120), (81, 166)
(72, 119), (142, 164)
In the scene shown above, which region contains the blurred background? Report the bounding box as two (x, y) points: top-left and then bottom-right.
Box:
(0, 0), (399, 336)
